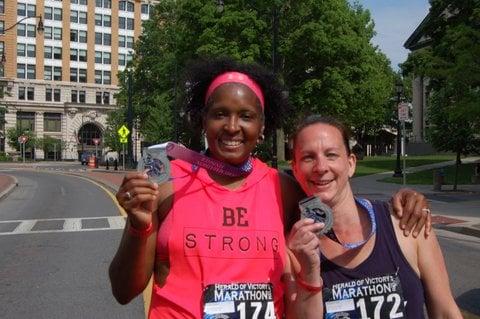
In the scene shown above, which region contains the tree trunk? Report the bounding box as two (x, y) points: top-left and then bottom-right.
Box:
(453, 151), (461, 191)
(276, 129), (285, 162)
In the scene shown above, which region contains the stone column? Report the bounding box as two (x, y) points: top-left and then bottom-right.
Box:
(411, 76), (424, 142)
(35, 112), (44, 159)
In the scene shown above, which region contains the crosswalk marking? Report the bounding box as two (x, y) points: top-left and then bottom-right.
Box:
(0, 216), (126, 236)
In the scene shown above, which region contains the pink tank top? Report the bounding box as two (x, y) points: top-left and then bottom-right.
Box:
(149, 158), (286, 318)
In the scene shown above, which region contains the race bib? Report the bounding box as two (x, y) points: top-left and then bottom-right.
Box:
(323, 273), (405, 319)
(203, 283), (276, 319)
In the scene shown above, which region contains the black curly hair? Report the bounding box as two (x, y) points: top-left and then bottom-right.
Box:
(181, 56), (290, 137)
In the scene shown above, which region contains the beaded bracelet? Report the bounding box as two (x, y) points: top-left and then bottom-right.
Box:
(296, 275), (323, 293)
(128, 221), (153, 238)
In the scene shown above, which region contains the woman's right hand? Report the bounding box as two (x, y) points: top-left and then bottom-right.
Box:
(116, 172), (159, 230)
(287, 219), (323, 284)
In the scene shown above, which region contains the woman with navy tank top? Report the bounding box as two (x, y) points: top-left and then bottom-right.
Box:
(285, 115), (461, 318)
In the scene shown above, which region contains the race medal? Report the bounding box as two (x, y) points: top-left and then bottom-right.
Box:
(203, 283), (276, 319)
(137, 146), (171, 184)
(299, 196), (334, 235)
(323, 273), (406, 319)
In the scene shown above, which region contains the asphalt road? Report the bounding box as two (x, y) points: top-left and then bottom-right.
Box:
(0, 170), (144, 319)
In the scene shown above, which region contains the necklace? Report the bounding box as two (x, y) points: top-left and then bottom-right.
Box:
(324, 197), (377, 249)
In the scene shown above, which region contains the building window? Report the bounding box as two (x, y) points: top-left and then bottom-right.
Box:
(27, 4), (36, 17)
(103, 71), (111, 85)
(27, 87), (34, 100)
(70, 30), (78, 42)
(71, 90), (78, 102)
(17, 24), (26, 37)
(127, 36), (134, 48)
(79, 30), (87, 43)
(19, 87), (26, 100)
(103, 92), (110, 104)
(27, 44), (36, 57)
(44, 46), (52, 59)
(119, 17), (125, 29)
(95, 32), (102, 45)
(54, 89), (61, 101)
(95, 70), (102, 84)
(95, 14), (102, 26)
(141, 4), (149, 14)
(103, 15), (111, 27)
(44, 113), (61, 132)
(17, 43), (26, 57)
(53, 67), (62, 81)
(79, 91), (86, 103)
(79, 50), (87, 62)
(96, 0), (111, 8)
(103, 52), (111, 64)
(119, 35), (125, 48)
(95, 51), (102, 63)
(119, 53), (126, 66)
(0, 21), (3, 34)
(27, 65), (36, 79)
(46, 88), (52, 101)
(17, 112), (35, 131)
(53, 47), (62, 59)
(0, 0), (4, 14)
(17, 3), (26, 16)
(120, 1), (134, 12)
(71, 10), (78, 23)
(17, 64), (26, 78)
(44, 26), (52, 39)
(70, 68), (78, 82)
(104, 33), (111, 46)
(26, 24), (36, 37)
(127, 18), (134, 30)
(70, 49), (78, 61)
(79, 12), (87, 24)
(96, 92), (102, 104)
(53, 28), (62, 40)
(79, 69), (87, 83)
(54, 8), (62, 21)
(44, 66), (52, 80)
(45, 7), (52, 20)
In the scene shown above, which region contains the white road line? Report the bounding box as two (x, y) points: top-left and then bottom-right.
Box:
(13, 220), (36, 233)
(0, 216), (126, 236)
(63, 218), (82, 231)
(108, 216), (126, 229)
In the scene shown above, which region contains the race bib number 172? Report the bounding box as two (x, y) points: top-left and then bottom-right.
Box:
(323, 273), (405, 319)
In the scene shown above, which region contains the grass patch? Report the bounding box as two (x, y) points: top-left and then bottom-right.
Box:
(380, 163), (477, 185)
(354, 155), (455, 177)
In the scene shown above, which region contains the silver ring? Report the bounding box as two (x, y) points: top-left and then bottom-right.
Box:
(125, 191), (132, 200)
(421, 208), (431, 214)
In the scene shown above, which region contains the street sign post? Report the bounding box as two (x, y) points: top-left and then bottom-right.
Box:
(118, 125), (130, 170)
(18, 135), (28, 163)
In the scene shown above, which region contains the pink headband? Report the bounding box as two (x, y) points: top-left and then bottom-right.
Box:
(204, 71), (265, 109)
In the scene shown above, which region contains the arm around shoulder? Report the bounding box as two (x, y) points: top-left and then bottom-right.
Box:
(416, 230), (462, 318)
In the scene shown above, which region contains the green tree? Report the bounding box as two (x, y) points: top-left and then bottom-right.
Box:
(402, 0), (480, 189)
(115, 0), (394, 150)
(6, 127), (36, 154)
(36, 136), (64, 160)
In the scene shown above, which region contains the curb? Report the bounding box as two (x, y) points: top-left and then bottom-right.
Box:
(0, 175), (18, 202)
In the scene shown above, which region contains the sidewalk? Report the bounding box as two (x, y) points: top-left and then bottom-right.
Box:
(351, 156), (480, 238)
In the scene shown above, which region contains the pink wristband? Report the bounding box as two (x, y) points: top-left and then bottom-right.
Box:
(296, 275), (323, 293)
(128, 221), (153, 238)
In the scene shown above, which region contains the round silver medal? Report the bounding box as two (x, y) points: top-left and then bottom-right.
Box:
(298, 196), (334, 235)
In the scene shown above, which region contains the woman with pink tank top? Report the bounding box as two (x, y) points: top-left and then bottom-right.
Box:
(109, 57), (432, 318)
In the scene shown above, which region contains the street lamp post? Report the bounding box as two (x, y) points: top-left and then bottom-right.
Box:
(393, 82), (404, 177)
(0, 15), (44, 64)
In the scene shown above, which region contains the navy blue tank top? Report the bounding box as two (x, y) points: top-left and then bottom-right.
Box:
(320, 200), (425, 318)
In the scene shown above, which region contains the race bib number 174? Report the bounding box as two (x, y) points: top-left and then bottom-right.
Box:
(203, 283), (276, 319)
(323, 273), (405, 319)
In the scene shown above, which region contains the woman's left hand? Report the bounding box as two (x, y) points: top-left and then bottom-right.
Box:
(391, 188), (432, 238)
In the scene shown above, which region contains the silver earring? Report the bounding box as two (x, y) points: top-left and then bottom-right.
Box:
(257, 134), (265, 144)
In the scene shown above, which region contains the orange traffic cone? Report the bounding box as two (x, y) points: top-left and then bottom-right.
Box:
(88, 155), (96, 168)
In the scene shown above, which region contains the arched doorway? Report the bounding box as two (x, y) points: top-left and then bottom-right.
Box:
(77, 123), (102, 160)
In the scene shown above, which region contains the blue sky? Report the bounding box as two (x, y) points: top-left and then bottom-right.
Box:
(358, 0), (430, 70)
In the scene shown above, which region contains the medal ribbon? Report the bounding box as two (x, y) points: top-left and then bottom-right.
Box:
(165, 142), (253, 177)
(325, 197), (377, 249)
